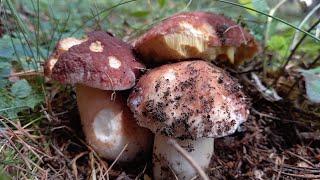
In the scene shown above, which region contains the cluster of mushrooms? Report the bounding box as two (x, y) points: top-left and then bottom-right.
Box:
(45, 12), (260, 179)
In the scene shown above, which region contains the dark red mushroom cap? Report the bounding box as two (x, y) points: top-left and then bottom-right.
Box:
(133, 11), (260, 65)
(128, 60), (249, 139)
(44, 37), (86, 77)
(52, 31), (145, 90)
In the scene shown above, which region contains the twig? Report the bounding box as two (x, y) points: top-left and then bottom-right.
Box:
(275, 156), (284, 180)
(279, 172), (320, 179)
(286, 151), (315, 167)
(105, 143), (128, 180)
(168, 165), (179, 180)
(223, 25), (247, 44)
(167, 139), (210, 180)
(9, 70), (43, 77)
(71, 151), (88, 180)
(135, 164), (147, 180)
(89, 152), (97, 180)
(251, 72), (282, 101)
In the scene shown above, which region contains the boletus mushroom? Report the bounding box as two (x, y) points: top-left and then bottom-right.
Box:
(128, 60), (249, 179)
(133, 11), (260, 66)
(49, 31), (153, 162)
(44, 37), (86, 77)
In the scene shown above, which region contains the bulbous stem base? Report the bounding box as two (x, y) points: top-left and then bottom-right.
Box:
(153, 135), (214, 179)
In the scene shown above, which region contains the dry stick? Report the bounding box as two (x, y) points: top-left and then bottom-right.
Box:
(71, 151), (88, 180)
(1, 121), (46, 172)
(286, 151), (315, 167)
(89, 152), (98, 180)
(275, 155), (285, 180)
(277, 171), (320, 179)
(167, 139), (210, 180)
(105, 143), (129, 180)
(168, 165), (179, 180)
(272, 18), (320, 87)
(135, 164), (147, 180)
(3, 133), (32, 170)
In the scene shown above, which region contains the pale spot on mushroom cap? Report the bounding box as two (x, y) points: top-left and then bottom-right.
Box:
(59, 37), (86, 51)
(162, 69), (176, 81)
(48, 58), (58, 71)
(89, 41), (104, 52)
(222, 95), (226, 100)
(93, 108), (122, 143)
(108, 56), (122, 69)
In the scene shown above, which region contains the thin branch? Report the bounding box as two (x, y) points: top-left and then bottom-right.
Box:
(105, 143), (128, 180)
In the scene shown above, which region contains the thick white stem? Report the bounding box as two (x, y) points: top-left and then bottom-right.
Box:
(76, 85), (153, 162)
(153, 135), (213, 179)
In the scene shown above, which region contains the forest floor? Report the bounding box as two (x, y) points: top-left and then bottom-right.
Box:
(1, 1), (320, 179)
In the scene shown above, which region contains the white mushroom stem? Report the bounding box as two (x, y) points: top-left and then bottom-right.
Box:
(76, 85), (152, 162)
(153, 134), (213, 180)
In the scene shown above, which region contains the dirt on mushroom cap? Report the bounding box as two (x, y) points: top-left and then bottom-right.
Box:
(133, 11), (260, 65)
(128, 60), (249, 139)
(51, 31), (145, 91)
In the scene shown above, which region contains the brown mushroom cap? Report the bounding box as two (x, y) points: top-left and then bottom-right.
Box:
(52, 31), (145, 90)
(128, 60), (249, 139)
(133, 11), (260, 65)
(44, 37), (86, 77)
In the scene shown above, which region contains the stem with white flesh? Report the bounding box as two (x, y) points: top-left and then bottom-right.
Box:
(153, 134), (213, 180)
(76, 85), (153, 162)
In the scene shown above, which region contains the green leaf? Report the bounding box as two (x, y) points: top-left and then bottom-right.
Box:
(239, 0), (269, 16)
(252, 0), (269, 13)
(299, 67), (320, 103)
(10, 79), (32, 98)
(158, 0), (167, 8)
(0, 84), (43, 119)
(130, 10), (150, 17)
(267, 35), (289, 57)
(0, 61), (11, 78)
(0, 61), (11, 88)
(0, 35), (17, 59)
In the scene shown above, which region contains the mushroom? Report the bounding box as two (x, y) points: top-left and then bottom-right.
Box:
(44, 37), (86, 77)
(76, 85), (153, 162)
(128, 60), (249, 179)
(50, 31), (153, 162)
(133, 11), (260, 66)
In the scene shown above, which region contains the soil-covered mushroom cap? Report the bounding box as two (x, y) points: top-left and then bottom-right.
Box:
(52, 31), (145, 90)
(133, 11), (260, 65)
(128, 60), (249, 139)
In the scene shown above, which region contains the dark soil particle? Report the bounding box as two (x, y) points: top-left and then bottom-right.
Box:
(144, 100), (169, 122)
